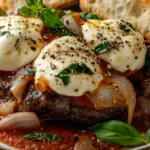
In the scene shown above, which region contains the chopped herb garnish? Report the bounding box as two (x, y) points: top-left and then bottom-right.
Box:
(92, 120), (149, 146)
(119, 22), (136, 32)
(56, 63), (94, 86)
(94, 41), (111, 54)
(26, 69), (36, 76)
(24, 132), (63, 141)
(18, 0), (77, 36)
(0, 31), (11, 36)
(80, 12), (103, 21)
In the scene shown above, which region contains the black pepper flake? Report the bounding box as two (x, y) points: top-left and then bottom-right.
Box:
(50, 62), (56, 70)
(74, 89), (79, 92)
(72, 135), (79, 141)
(31, 47), (36, 51)
(135, 56), (138, 59)
(127, 65), (129, 68)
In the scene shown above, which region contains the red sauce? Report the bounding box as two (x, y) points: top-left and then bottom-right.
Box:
(0, 121), (122, 150)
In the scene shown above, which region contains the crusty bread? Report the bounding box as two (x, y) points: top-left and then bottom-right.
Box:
(80, 0), (150, 40)
(0, 0), (78, 10)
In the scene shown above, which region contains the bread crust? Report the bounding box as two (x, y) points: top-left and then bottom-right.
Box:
(80, 0), (150, 40)
(0, 0), (78, 10)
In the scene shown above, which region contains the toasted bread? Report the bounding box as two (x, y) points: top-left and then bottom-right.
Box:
(0, 0), (79, 10)
(80, 0), (150, 40)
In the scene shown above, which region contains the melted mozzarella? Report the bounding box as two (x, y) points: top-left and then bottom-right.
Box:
(34, 36), (103, 96)
(0, 16), (44, 71)
(82, 19), (147, 73)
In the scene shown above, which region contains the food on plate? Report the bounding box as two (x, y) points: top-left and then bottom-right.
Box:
(0, 0), (79, 10)
(80, 0), (150, 40)
(0, 0), (150, 149)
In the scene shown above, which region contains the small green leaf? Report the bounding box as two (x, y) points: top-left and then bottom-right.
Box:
(26, 69), (36, 76)
(24, 132), (63, 141)
(18, 6), (36, 17)
(119, 22), (136, 32)
(92, 120), (148, 146)
(58, 10), (73, 18)
(146, 129), (150, 142)
(38, 8), (63, 28)
(56, 63), (94, 86)
(0, 31), (11, 36)
(94, 41), (111, 54)
(25, 0), (38, 7)
(80, 12), (103, 21)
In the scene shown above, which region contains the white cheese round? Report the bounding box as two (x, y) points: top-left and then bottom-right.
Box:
(0, 16), (44, 71)
(34, 36), (103, 96)
(82, 19), (147, 73)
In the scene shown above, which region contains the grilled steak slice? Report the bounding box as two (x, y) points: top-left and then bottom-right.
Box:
(0, 71), (125, 125)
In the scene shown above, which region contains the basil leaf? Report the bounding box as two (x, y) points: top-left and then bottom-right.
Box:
(58, 10), (73, 18)
(56, 63), (94, 86)
(94, 41), (111, 54)
(38, 8), (63, 28)
(24, 132), (63, 141)
(26, 0), (38, 7)
(146, 129), (150, 142)
(119, 22), (136, 32)
(80, 12), (103, 21)
(18, 7), (36, 17)
(0, 31), (11, 36)
(27, 69), (36, 76)
(92, 120), (148, 146)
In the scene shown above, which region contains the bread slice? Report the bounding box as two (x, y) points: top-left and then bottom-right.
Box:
(0, 0), (78, 10)
(80, 0), (150, 40)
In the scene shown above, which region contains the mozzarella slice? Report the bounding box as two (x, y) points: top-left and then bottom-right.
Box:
(0, 15), (44, 71)
(34, 36), (103, 96)
(82, 19), (147, 73)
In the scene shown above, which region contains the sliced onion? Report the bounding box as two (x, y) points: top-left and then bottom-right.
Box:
(87, 75), (136, 124)
(61, 15), (82, 36)
(0, 112), (40, 130)
(11, 76), (33, 103)
(0, 101), (17, 116)
(112, 76), (136, 124)
(74, 136), (98, 150)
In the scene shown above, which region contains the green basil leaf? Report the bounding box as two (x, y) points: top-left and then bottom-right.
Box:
(56, 63), (94, 86)
(146, 129), (150, 142)
(58, 10), (73, 18)
(18, 6), (36, 17)
(0, 31), (11, 36)
(38, 8), (63, 28)
(26, 0), (38, 7)
(94, 41), (111, 54)
(36, 0), (43, 8)
(92, 120), (148, 146)
(26, 69), (36, 76)
(24, 132), (63, 141)
(119, 22), (136, 32)
(80, 12), (103, 21)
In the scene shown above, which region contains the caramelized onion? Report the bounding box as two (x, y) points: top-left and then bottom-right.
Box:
(74, 136), (98, 150)
(87, 75), (136, 124)
(11, 76), (33, 103)
(0, 112), (40, 130)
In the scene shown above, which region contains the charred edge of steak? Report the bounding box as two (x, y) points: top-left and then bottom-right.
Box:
(16, 83), (126, 125)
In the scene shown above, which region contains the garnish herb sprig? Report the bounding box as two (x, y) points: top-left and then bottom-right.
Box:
(18, 0), (77, 36)
(119, 21), (136, 32)
(93, 120), (150, 146)
(56, 63), (94, 86)
(24, 132), (63, 141)
(80, 12), (103, 21)
(94, 41), (111, 54)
